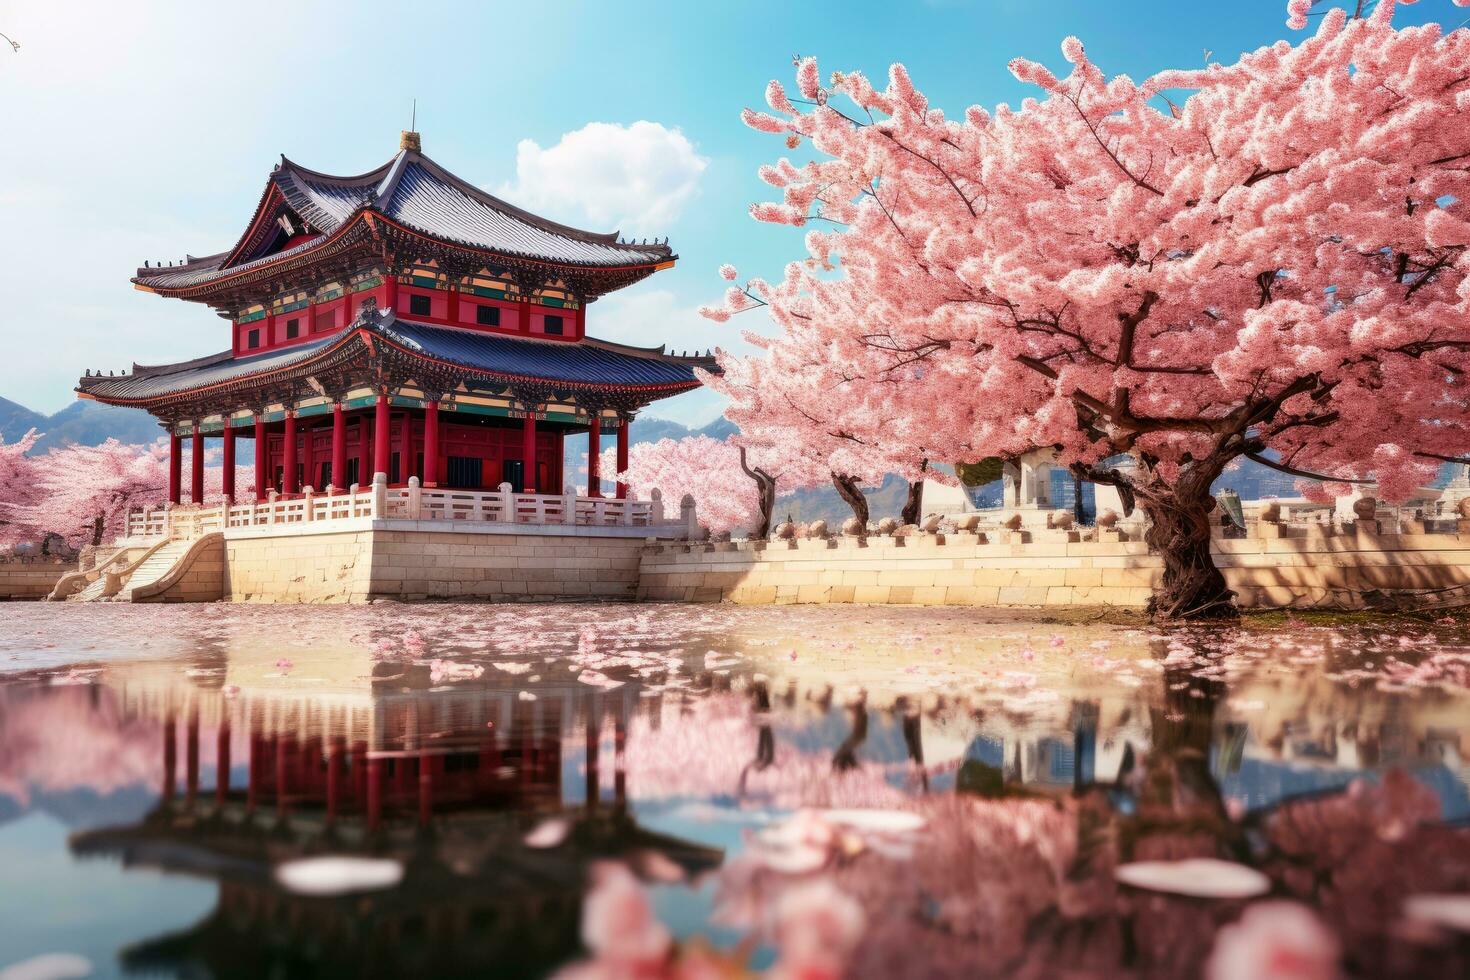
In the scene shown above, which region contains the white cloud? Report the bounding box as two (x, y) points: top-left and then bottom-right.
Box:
(495, 121), (708, 236)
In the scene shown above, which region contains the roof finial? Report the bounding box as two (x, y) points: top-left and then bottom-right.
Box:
(400, 99), (421, 153)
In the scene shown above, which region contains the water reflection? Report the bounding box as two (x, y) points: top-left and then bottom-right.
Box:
(0, 609), (1468, 977)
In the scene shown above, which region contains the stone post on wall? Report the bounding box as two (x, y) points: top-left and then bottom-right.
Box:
(650, 488), (665, 524)
(407, 476), (422, 519)
(302, 486), (315, 523)
(497, 482), (514, 524)
(371, 472), (388, 519)
(680, 494), (699, 540)
(563, 487), (578, 526)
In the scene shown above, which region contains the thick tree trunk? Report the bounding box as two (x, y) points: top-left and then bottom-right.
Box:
(901, 478), (924, 526)
(1140, 480), (1235, 621)
(831, 472), (869, 526)
(748, 474), (775, 540)
(738, 446), (777, 540)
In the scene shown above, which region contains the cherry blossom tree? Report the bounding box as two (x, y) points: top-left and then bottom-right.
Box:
(708, 325), (940, 527)
(0, 428), (42, 550)
(704, 1), (1470, 619)
(612, 435), (763, 536)
(21, 438), (169, 547)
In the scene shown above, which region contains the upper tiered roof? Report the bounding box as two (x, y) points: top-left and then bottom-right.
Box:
(133, 134), (676, 302)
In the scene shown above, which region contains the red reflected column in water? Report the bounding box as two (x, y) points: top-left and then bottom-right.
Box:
(185, 711), (200, 804)
(418, 753), (433, 828)
(162, 715), (177, 800)
(275, 734), (290, 817)
(216, 719), (231, 805)
(367, 757), (384, 832)
(325, 738), (343, 827)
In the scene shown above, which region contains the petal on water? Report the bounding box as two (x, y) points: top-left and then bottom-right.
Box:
(1114, 859), (1270, 898)
(275, 856), (405, 896)
(1404, 894), (1470, 932)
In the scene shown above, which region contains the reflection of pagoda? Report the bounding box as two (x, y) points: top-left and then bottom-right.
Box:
(68, 654), (722, 979)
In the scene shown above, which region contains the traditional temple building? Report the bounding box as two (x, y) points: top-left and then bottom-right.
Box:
(76, 132), (712, 504)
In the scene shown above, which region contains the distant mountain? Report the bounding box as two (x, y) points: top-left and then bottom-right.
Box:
(0, 396), (162, 454)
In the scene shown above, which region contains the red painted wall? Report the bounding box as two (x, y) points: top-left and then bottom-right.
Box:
(234, 282), (585, 357)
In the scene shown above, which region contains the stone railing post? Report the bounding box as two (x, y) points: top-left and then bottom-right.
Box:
(680, 493), (698, 539)
(621, 495), (634, 526)
(563, 488), (578, 525)
(650, 488), (664, 524)
(372, 472), (388, 518)
(407, 476), (422, 520)
(498, 481), (514, 523)
(163, 503), (174, 538)
(302, 486), (315, 522)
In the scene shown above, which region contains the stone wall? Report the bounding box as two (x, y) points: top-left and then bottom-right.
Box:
(368, 526), (645, 601)
(221, 519), (647, 603)
(226, 526), (376, 603)
(0, 559), (75, 600)
(637, 526), (1470, 610)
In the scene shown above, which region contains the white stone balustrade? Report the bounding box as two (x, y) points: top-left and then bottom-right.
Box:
(124, 472), (687, 542)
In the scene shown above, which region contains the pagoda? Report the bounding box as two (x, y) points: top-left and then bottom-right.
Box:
(77, 132), (712, 505)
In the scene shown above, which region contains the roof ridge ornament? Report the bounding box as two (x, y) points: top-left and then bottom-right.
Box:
(400, 130), (421, 153)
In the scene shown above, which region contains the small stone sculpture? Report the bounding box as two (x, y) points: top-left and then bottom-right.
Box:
(841, 516), (864, 536)
(920, 513), (943, 533)
(875, 517), (899, 536)
(1002, 513), (1024, 531)
(774, 521), (796, 540)
(1096, 509), (1119, 528)
(806, 519), (829, 539)
(1049, 509), (1074, 529)
(1259, 501), (1281, 523)
(1353, 496), (1377, 521)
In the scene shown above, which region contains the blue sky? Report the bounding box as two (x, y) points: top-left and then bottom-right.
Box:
(1, 0), (1462, 423)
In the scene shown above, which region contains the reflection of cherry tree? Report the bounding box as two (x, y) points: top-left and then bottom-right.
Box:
(0, 684), (163, 806)
(623, 690), (920, 810)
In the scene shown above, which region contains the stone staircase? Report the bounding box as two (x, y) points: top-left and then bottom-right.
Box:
(116, 539), (194, 599)
(67, 537), (211, 603)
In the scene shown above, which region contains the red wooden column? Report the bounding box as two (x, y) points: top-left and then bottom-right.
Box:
(190, 427), (205, 505)
(521, 411), (537, 493)
(253, 415), (267, 502)
(221, 419), (236, 502)
(587, 414), (602, 498)
(445, 280), (459, 323)
(167, 431), (181, 505)
(331, 402), (346, 492)
(373, 393), (391, 478)
(301, 419), (316, 489)
(423, 400), (440, 487)
(616, 417), (631, 499)
(399, 407), (415, 483)
(282, 412), (298, 495)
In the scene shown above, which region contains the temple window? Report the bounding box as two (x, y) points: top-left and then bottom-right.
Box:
(544, 315), (564, 336)
(247, 329), (260, 350)
(476, 305), (500, 327)
(285, 318), (300, 339)
(409, 294), (431, 317)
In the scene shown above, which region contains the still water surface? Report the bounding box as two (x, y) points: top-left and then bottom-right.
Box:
(1, 603), (1468, 978)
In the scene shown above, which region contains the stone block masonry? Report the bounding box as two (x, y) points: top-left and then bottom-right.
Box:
(0, 559), (79, 600)
(222, 518), (648, 603)
(637, 528), (1470, 611)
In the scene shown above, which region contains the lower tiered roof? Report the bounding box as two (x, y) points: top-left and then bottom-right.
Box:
(77, 309), (714, 417)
